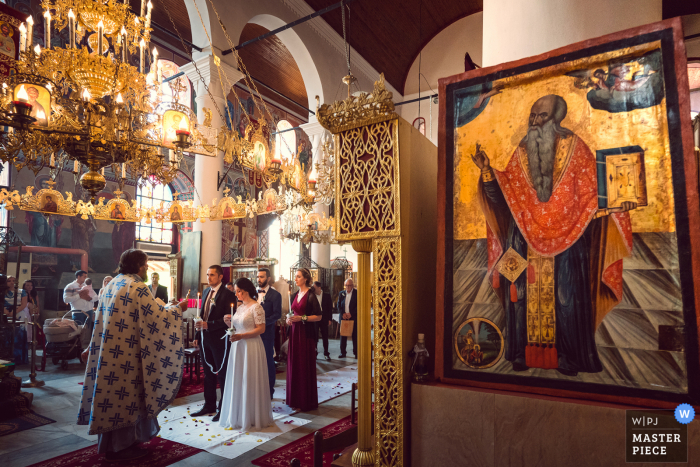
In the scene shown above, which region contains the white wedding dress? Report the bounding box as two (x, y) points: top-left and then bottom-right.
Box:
(219, 302), (273, 430)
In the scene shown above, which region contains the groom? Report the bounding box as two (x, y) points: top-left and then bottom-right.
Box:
(191, 265), (236, 421)
(257, 268), (282, 398)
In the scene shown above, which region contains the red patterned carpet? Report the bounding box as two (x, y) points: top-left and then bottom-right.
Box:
(26, 436), (201, 467)
(252, 415), (354, 467)
(176, 368), (208, 398)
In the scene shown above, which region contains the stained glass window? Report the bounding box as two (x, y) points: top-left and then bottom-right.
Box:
(136, 181), (174, 244)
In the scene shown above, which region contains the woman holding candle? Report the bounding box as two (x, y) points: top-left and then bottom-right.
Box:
(285, 268), (323, 411)
(219, 277), (272, 430)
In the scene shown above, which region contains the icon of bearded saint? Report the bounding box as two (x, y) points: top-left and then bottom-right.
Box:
(472, 94), (636, 377)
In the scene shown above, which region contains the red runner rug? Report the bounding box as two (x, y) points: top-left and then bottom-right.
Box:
(26, 436), (201, 467)
(252, 415), (354, 467)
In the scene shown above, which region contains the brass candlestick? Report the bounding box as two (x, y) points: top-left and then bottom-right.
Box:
(22, 312), (45, 388)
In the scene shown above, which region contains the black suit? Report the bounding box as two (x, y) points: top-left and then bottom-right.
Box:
(315, 292), (333, 355)
(150, 284), (168, 302)
(337, 289), (357, 356)
(259, 286), (282, 397)
(198, 284), (237, 412)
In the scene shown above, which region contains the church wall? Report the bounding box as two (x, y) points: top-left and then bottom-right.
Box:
(411, 383), (700, 467)
(482, 0), (662, 67)
(398, 13), (483, 146)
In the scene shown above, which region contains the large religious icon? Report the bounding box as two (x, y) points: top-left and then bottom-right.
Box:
(438, 19), (700, 404)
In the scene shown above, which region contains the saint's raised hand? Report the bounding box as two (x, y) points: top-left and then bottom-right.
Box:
(471, 143), (490, 170)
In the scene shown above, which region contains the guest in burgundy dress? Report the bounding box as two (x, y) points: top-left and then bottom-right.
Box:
(286, 268), (323, 411)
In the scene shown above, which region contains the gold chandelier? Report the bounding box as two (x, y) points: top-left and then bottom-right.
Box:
(0, 0), (215, 201)
(280, 207), (336, 245)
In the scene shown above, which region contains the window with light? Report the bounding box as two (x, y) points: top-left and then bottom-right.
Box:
(136, 182), (174, 244)
(275, 120), (296, 163)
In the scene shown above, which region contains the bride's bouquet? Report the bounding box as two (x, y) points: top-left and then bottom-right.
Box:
(225, 325), (237, 337)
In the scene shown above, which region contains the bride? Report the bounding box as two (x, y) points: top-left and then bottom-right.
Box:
(220, 277), (273, 430)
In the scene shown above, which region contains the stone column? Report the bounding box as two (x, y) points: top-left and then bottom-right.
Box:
(301, 119), (331, 269)
(482, 0), (662, 67)
(180, 55), (244, 278)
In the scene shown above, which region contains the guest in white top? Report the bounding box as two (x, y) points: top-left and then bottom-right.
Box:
(220, 277), (273, 430)
(63, 270), (94, 326)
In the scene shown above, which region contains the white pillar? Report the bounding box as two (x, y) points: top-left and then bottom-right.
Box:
(301, 119), (331, 269)
(482, 0), (662, 67)
(180, 55), (244, 277)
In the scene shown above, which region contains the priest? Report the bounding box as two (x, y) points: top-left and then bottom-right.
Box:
(472, 94), (635, 376)
(78, 249), (189, 462)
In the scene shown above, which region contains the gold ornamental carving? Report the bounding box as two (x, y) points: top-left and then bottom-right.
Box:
(19, 181), (76, 217)
(373, 236), (403, 467)
(317, 73), (397, 134)
(92, 191), (140, 222)
(334, 119), (400, 241)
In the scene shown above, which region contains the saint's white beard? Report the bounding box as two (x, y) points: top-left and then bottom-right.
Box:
(525, 119), (557, 202)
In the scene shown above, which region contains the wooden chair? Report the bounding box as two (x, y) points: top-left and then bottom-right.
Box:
(183, 318), (201, 383)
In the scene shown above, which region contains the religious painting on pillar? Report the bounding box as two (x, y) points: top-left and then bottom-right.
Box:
(438, 19), (700, 404)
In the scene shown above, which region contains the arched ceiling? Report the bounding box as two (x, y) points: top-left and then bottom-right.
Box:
(237, 23), (309, 117)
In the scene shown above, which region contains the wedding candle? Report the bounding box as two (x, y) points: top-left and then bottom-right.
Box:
(230, 303), (233, 314)
(19, 23), (26, 54)
(97, 19), (103, 55)
(43, 11), (50, 49)
(139, 38), (145, 73)
(26, 15), (33, 49)
(68, 10), (75, 48)
(197, 292), (201, 311)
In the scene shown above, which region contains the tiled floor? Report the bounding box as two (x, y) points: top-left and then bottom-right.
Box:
(2, 338), (356, 467)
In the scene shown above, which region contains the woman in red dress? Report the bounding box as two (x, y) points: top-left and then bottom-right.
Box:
(286, 268), (323, 411)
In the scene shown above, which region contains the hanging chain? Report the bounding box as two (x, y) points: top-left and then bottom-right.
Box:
(341, 1), (350, 75)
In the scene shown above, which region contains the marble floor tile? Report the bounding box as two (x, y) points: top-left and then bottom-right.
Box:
(643, 309), (685, 330)
(624, 233), (666, 269)
(453, 239), (475, 272)
(2, 434), (95, 467)
(453, 238), (489, 271)
(635, 232), (679, 270)
(0, 426), (69, 455)
(617, 348), (687, 393)
(594, 321), (617, 347)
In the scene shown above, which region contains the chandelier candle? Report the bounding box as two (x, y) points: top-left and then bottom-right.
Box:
(140, 0), (146, 17)
(26, 15), (33, 49)
(68, 10), (75, 48)
(145, 1), (153, 34)
(18, 23), (26, 53)
(120, 27), (127, 62)
(43, 11), (50, 49)
(139, 38), (145, 73)
(97, 20), (103, 55)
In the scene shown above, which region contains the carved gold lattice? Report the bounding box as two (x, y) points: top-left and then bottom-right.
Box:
(19, 182), (76, 217)
(373, 236), (403, 467)
(150, 199), (198, 224)
(335, 119), (400, 240)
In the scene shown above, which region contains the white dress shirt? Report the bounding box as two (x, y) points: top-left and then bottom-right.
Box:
(345, 289), (353, 316)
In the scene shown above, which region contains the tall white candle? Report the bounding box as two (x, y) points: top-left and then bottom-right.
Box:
(49, 153), (55, 167)
(26, 15), (33, 49)
(145, 1), (153, 32)
(140, 0), (146, 17)
(18, 23), (26, 54)
(68, 10), (75, 49)
(73, 160), (79, 173)
(43, 11), (50, 49)
(121, 163), (126, 178)
(152, 46), (159, 80)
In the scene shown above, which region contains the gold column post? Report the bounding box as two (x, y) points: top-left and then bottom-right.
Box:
(352, 239), (374, 466)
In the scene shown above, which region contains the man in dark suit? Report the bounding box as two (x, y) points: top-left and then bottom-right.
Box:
(257, 268), (282, 398)
(191, 265), (236, 421)
(149, 272), (168, 302)
(313, 281), (333, 361)
(337, 278), (357, 358)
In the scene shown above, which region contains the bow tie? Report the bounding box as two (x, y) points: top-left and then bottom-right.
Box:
(258, 289), (266, 294)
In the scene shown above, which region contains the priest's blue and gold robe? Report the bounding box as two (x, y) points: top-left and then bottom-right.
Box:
(77, 273), (184, 436)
